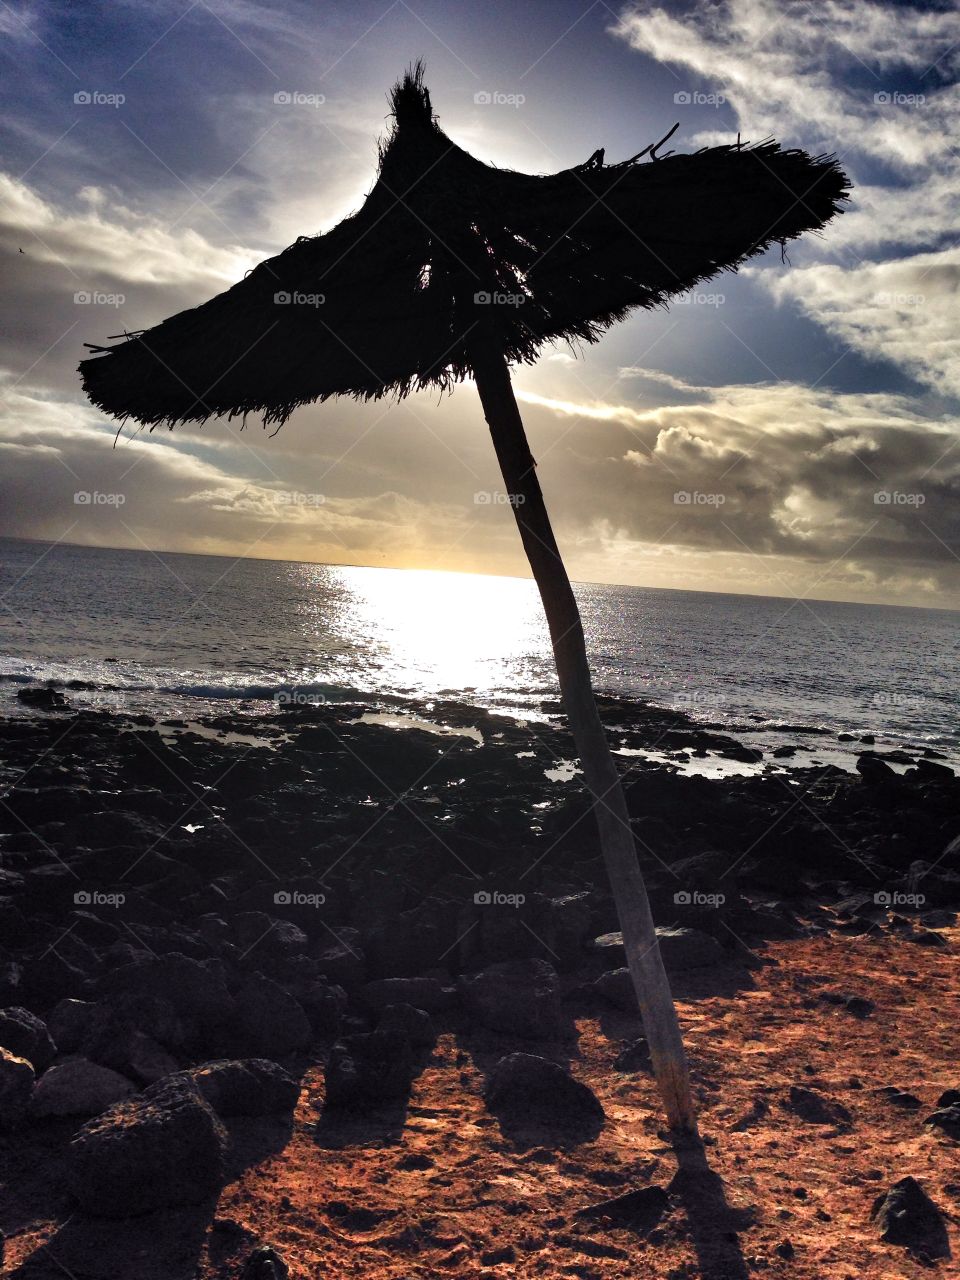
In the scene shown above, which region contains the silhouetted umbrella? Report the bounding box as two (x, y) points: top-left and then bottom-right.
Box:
(80, 65), (848, 1135)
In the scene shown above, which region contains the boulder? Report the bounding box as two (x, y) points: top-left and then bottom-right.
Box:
(377, 1004), (436, 1049)
(872, 1177), (949, 1259)
(591, 928), (724, 972)
(66, 1077), (226, 1216)
(31, 1058), (137, 1118)
(0, 1007), (56, 1070)
(324, 1030), (415, 1107)
(47, 999), (94, 1053)
(924, 1102), (960, 1140)
(226, 974), (310, 1059)
(0, 1047), (34, 1128)
(166, 1059), (299, 1117)
(361, 977), (456, 1015)
(484, 1053), (605, 1128)
(459, 959), (565, 1040)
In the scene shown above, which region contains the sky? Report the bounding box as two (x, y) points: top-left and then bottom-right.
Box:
(1, 0), (958, 608)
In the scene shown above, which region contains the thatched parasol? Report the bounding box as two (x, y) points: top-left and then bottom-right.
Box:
(80, 64), (848, 1135)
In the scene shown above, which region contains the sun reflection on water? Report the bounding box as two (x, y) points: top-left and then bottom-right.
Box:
(290, 563), (552, 700)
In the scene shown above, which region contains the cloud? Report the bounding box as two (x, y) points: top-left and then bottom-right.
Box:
(754, 247), (960, 399)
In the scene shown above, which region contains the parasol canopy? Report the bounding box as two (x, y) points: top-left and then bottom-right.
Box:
(79, 64), (848, 429)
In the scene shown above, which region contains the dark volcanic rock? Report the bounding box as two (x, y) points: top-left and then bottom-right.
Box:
(0, 1047), (34, 1128)
(377, 1003), (437, 1049)
(924, 1102), (960, 1140)
(242, 1245), (290, 1280)
(459, 959), (565, 1040)
(0, 1006), (56, 1071)
(17, 686), (68, 710)
(47, 998), (94, 1053)
(872, 1176), (949, 1259)
(225, 973), (310, 1059)
(30, 1057), (137, 1118)
(158, 1059), (299, 1117)
(785, 1086), (853, 1127)
(323, 1029), (415, 1107)
(591, 927), (724, 972)
(361, 977), (456, 1015)
(485, 1053), (605, 1129)
(66, 1076), (226, 1216)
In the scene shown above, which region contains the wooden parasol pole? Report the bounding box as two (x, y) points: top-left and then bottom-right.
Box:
(467, 326), (698, 1136)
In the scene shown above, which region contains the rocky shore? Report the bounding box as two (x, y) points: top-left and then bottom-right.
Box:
(0, 695), (957, 1276)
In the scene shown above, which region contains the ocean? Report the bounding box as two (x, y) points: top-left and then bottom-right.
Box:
(1, 536), (957, 771)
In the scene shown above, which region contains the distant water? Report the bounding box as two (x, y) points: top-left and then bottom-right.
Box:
(1, 537), (957, 769)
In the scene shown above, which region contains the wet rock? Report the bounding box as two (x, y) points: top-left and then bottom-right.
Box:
(17, 686), (68, 710)
(30, 1057), (137, 1118)
(167, 1059), (300, 1116)
(872, 1176), (949, 1259)
(785, 1086), (852, 1127)
(67, 1076), (226, 1216)
(0, 1006), (56, 1071)
(377, 1003), (437, 1049)
(484, 1053), (605, 1129)
(324, 1029), (415, 1107)
(242, 1245), (290, 1279)
(0, 1047), (34, 1128)
(857, 755), (898, 784)
(459, 959), (564, 1040)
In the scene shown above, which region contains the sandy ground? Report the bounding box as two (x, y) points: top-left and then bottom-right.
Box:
(7, 928), (957, 1279)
